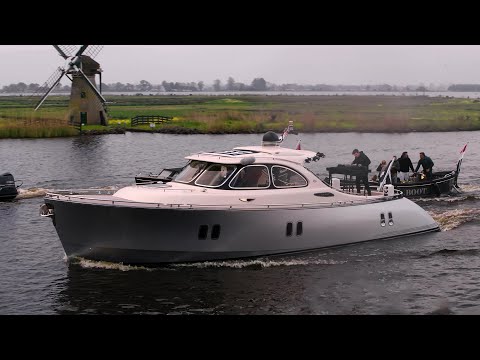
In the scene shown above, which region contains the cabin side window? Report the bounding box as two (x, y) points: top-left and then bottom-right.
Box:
(195, 164), (237, 187)
(174, 161), (208, 183)
(229, 165), (270, 189)
(271, 166), (308, 188)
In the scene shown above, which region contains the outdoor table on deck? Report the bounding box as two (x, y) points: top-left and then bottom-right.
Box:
(326, 164), (371, 194)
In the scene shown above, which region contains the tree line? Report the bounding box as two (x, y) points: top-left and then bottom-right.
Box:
(447, 84), (480, 92)
(0, 77), (458, 93)
(0, 77), (269, 93)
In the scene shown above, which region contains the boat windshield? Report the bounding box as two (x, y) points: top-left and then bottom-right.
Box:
(174, 161), (208, 183)
(195, 164), (237, 187)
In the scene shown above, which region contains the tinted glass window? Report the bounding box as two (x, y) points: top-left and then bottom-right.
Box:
(229, 165), (270, 189)
(272, 166), (307, 188)
(196, 164), (236, 187)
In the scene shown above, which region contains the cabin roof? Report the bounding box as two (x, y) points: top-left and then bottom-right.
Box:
(185, 145), (319, 165)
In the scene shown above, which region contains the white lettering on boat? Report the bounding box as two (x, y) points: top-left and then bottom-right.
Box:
(403, 187), (429, 196)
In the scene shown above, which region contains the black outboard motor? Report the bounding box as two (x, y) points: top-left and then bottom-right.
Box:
(0, 173), (20, 201)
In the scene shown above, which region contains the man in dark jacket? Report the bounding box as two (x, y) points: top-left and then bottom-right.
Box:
(398, 151), (415, 182)
(415, 152), (434, 180)
(352, 148), (372, 195)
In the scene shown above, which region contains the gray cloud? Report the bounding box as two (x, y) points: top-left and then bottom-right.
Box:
(1, 45), (480, 86)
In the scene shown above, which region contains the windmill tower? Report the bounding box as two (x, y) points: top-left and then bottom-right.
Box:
(34, 45), (107, 126)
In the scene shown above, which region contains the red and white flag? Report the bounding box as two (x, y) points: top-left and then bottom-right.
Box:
(296, 140), (301, 150)
(281, 127), (289, 140)
(459, 143), (468, 160)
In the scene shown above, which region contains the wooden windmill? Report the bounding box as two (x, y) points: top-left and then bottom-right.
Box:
(33, 45), (107, 125)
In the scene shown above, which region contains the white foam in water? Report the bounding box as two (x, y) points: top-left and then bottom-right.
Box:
(16, 187), (48, 199)
(15, 185), (120, 200)
(415, 194), (480, 203)
(66, 256), (344, 271)
(429, 208), (480, 231)
(413, 183), (480, 203)
(458, 184), (480, 193)
(172, 257), (345, 269)
(77, 258), (154, 272)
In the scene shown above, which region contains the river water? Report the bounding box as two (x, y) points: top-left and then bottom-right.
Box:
(1, 132), (479, 315)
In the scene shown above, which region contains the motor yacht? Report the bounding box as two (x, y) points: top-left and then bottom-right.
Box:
(40, 124), (439, 264)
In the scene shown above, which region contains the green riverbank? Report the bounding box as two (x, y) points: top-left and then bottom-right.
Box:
(1, 94), (480, 138)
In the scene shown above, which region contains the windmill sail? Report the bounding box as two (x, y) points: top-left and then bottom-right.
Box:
(32, 67), (66, 110)
(55, 45), (79, 58)
(83, 45), (104, 59)
(53, 46), (69, 59)
(75, 45), (89, 56)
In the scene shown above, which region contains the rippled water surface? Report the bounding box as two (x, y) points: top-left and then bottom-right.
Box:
(1, 132), (479, 314)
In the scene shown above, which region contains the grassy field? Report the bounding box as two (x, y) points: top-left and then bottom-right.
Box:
(1, 94), (480, 138)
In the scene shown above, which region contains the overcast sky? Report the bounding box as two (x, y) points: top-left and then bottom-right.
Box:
(1, 45), (480, 87)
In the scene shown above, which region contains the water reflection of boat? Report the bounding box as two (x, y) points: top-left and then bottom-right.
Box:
(0, 173), (22, 201)
(40, 123), (439, 264)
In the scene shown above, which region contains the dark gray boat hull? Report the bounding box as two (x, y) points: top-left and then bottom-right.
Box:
(44, 194), (439, 264)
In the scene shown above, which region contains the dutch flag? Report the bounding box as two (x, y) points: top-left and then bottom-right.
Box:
(459, 143), (468, 160)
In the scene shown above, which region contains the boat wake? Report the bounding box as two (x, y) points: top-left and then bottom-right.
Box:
(75, 257), (155, 271)
(413, 184), (480, 204)
(422, 248), (480, 258)
(16, 185), (120, 200)
(71, 256), (345, 271)
(429, 208), (480, 231)
(171, 257), (346, 269)
(427, 303), (455, 315)
(16, 187), (48, 199)
(457, 184), (480, 193)
(415, 194), (480, 204)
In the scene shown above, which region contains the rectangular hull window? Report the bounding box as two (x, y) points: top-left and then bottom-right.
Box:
(211, 224), (221, 240)
(286, 222), (293, 237)
(296, 222), (303, 236)
(198, 225), (208, 240)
